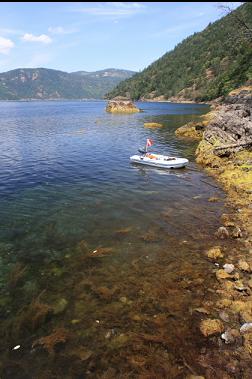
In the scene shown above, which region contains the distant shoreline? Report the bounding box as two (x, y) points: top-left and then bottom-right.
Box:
(0, 98), (210, 106)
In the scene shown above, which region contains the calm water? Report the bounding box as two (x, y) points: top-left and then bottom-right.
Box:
(0, 101), (230, 378)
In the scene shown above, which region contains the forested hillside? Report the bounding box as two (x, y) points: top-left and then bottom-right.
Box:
(107, 3), (252, 102)
(0, 68), (135, 100)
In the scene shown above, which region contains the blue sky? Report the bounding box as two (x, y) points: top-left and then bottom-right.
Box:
(0, 2), (241, 73)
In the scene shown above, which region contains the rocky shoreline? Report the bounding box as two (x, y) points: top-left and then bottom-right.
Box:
(176, 86), (252, 377)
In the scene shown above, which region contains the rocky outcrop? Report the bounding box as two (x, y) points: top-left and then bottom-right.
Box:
(175, 111), (215, 139)
(106, 99), (140, 113)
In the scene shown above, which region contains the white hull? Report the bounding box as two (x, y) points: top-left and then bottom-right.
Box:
(130, 153), (189, 169)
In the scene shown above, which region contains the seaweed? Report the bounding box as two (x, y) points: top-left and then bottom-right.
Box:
(32, 327), (70, 356)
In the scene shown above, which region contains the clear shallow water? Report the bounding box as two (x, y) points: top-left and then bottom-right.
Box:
(0, 101), (230, 378)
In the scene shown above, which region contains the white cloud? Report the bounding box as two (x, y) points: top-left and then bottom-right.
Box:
(48, 26), (77, 35)
(21, 33), (52, 44)
(74, 2), (145, 17)
(0, 36), (14, 55)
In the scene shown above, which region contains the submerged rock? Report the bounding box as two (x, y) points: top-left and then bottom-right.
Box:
(106, 99), (140, 113)
(88, 247), (114, 258)
(216, 269), (233, 280)
(223, 263), (235, 274)
(238, 260), (250, 272)
(221, 329), (240, 344)
(52, 298), (68, 315)
(215, 226), (229, 239)
(206, 246), (223, 260)
(240, 323), (252, 334)
(144, 122), (163, 128)
(200, 318), (224, 337)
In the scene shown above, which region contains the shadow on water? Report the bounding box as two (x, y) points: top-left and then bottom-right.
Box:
(0, 101), (237, 378)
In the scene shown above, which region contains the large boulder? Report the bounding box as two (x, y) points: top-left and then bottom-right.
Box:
(106, 99), (140, 113)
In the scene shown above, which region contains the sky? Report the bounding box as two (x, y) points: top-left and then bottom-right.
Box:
(0, 2), (242, 73)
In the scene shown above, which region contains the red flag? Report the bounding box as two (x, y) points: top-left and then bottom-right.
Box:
(146, 138), (153, 147)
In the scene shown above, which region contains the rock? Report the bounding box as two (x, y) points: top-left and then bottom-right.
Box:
(216, 269), (233, 280)
(119, 296), (132, 305)
(219, 311), (230, 322)
(52, 298), (68, 315)
(208, 197), (219, 202)
(106, 100), (140, 113)
(240, 323), (252, 334)
(193, 307), (210, 315)
(200, 319), (224, 337)
(248, 279), (252, 288)
(231, 226), (242, 238)
(234, 280), (247, 291)
(175, 121), (205, 139)
(220, 213), (236, 227)
(243, 332), (252, 354)
(238, 260), (250, 272)
(215, 226), (229, 239)
(206, 246), (223, 259)
(88, 247), (114, 258)
(144, 122), (163, 128)
(95, 286), (115, 300)
(223, 263), (235, 274)
(186, 376), (205, 379)
(221, 329), (240, 344)
(216, 299), (232, 308)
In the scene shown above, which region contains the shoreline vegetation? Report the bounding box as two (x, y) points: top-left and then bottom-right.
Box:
(175, 85), (252, 373)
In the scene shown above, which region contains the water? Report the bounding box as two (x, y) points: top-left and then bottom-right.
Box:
(0, 100), (230, 378)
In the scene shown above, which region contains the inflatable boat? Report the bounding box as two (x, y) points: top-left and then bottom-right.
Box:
(130, 153), (189, 169)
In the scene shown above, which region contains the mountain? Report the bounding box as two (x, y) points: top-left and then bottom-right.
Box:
(106, 3), (252, 102)
(0, 68), (135, 100)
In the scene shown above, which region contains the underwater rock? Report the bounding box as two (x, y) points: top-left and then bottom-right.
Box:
(208, 196), (219, 202)
(234, 280), (247, 292)
(52, 298), (68, 315)
(221, 329), (240, 344)
(70, 347), (93, 361)
(219, 310), (230, 322)
(216, 269), (233, 280)
(106, 99), (140, 113)
(199, 318), (224, 337)
(243, 332), (252, 354)
(231, 226), (242, 238)
(220, 213), (236, 227)
(240, 323), (252, 334)
(114, 226), (132, 236)
(215, 226), (229, 239)
(144, 122), (163, 128)
(238, 260), (250, 272)
(223, 263), (235, 274)
(216, 299), (232, 309)
(109, 333), (129, 348)
(206, 246), (223, 260)
(88, 247), (114, 258)
(94, 286), (116, 300)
